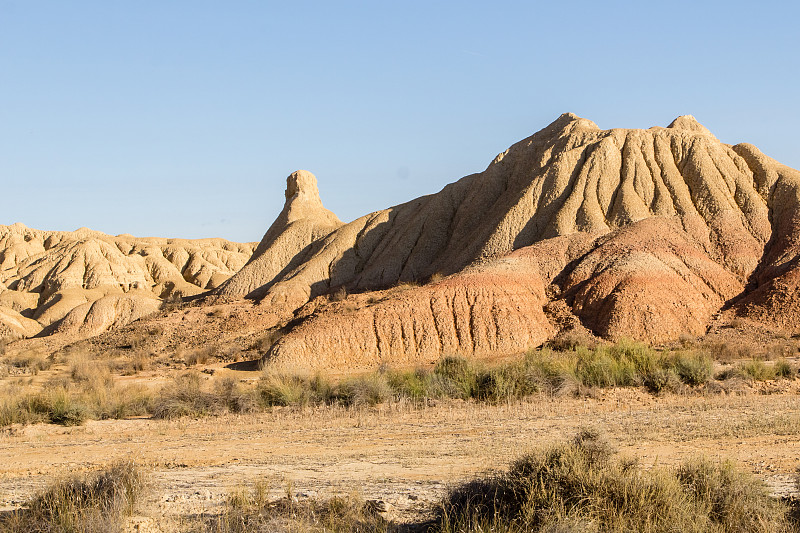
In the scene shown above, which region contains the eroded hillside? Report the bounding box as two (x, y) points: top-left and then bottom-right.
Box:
(5, 113), (800, 373)
(0, 225), (255, 340)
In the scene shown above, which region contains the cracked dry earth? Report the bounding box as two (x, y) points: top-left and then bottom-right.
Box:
(1, 387), (799, 528)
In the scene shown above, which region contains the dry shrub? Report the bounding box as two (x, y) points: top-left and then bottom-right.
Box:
(257, 371), (335, 407)
(433, 431), (794, 533)
(547, 328), (597, 352)
(1, 375), (152, 427)
(214, 376), (258, 414)
(1, 461), (145, 533)
(258, 372), (315, 407)
(728, 317), (748, 329)
(160, 292), (183, 311)
(766, 342), (797, 361)
(111, 350), (151, 375)
(70, 354), (114, 389)
(335, 374), (393, 407)
(706, 342), (754, 363)
(428, 272), (445, 284)
(6, 350), (52, 375)
(184, 347), (213, 367)
(198, 486), (390, 533)
(150, 372), (222, 419)
(678, 332), (696, 347)
(252, 329), (283, 354)
(330, 286), (348, 302)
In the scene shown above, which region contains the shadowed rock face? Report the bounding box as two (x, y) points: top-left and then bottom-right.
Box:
(231, 114), (800, 371)
(0, 224), (255, 340)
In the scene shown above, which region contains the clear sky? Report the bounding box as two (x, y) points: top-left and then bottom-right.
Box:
(2, 1), (798, 242)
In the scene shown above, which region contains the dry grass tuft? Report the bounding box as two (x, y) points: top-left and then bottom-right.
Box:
(4, 350), (53, 375)
(150, 372), (223, 419)
(0, 460), (145, 533)
(190, 486), (392, 532)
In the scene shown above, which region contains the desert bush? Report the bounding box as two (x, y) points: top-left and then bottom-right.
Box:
(669, 351), (713, 386)
(775, 358), (797, 379)
(428, 271), (445, 284)
(1, 460), (145, 533)
(160, 292), (183, 311)
(110, 350), (151, 375)
(429, 355), (480, 399)
(70, 354), (113, 388)
(740, 359), (777, 381)
(335, 374), (393, 407)
(677, 458), (791, 533)
(184, 347), (213, 366)
(642, 366), (680, 394)
(194, 489), (391, 533)
(330, 286), (348, 302)
(6, 350), (52, 375)
(706, 342), (754, 363)
(252, 329), (283, 354)
(1, 377), (153, 427)
(214, 377), (258, 414)
(258, 372), (315, 407)
(431, 431), (795, 533)
(387, 368), (431, 400)
(45, 387), (90, 426)
(546, 329), (596, 352)
(766, 342), (797, 361)
(150, 372), (222, 419)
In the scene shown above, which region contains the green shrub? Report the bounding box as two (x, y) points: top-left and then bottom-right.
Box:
(670, 351), (713, 386)
(775, 358), (796, 379)
(430, 356), (480, 399)
(740, 360), (776, 381)
(387, 369), (431, 400)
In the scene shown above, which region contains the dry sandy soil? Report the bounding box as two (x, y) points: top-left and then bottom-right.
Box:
(1, 382), (798, 527)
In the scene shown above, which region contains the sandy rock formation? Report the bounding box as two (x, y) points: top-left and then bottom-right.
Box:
(48, 292), (162, 338)
(0, 224), (255, 340)
(217, 170), (343, 299)
(0, 306), (42, 340)
(241, 113), (800, 370)
(8, 113), (800, 374)
(268, 267), (553, 371)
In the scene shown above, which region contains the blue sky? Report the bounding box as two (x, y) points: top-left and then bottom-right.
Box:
(2, 1), (798, 242)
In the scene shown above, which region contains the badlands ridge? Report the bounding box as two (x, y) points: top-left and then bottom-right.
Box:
(3, 114), (800, 371)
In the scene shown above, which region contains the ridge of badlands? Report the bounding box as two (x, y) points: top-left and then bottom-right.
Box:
(0, 225), (254, 341)
(4, 113), (800, 372)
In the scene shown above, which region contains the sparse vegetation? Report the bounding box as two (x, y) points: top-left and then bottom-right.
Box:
(431, 430), (796, 533)
(150, 371), (226, 419)
(5, 350), (53, 375)
(0, 460), (145, 533)
(1, 338), (797, 427)
(0, 375), (152, 427)
(188, 489), (392, 532)
(172, 432), (800, 532)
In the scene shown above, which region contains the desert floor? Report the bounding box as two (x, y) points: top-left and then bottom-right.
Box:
(1, 381), (798, 525)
